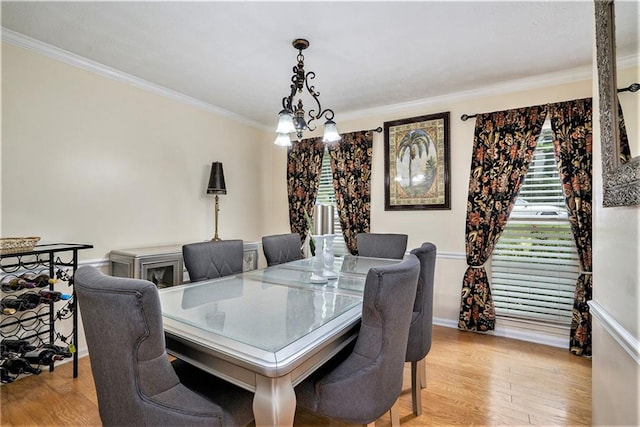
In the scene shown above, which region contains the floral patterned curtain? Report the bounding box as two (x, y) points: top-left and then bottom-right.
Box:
(459, 107), (547, 332)
(328, 130), (374, 254)
(287, 137), (324, 243)
(549, 98), (593, 357)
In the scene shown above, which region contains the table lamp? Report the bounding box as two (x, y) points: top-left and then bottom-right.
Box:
(207, 162), (226, 241)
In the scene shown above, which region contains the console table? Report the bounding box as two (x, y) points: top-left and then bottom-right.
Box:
(109, 242), (259, 287)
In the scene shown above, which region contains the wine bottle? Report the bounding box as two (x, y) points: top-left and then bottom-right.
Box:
(21, 292), (45, 306)
(1, 338), (36, 355)
(0, 366), (15, 383)
(4, 356), (42, 375)
(0, 297), (37, 311)
(42, 343), (73, 358)
(23, 348), (64, 365)
(39, 289), (71, 302)
(34, 274), (56, 287)
(19, 273), (56, 288)
(16, 273), (40, 289)
(1, 277), (28, 291)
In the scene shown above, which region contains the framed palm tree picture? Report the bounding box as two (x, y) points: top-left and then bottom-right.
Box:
(384, 112), (450, 210)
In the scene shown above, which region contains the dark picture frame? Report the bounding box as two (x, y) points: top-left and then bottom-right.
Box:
(384, 112), (451, 210)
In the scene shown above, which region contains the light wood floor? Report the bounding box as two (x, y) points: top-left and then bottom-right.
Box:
(0, 325), (591, 426)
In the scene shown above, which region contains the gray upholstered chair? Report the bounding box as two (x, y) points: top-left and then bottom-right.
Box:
(261, 233), (304, 266)
(356, 233), (408, 259)
(74, 266), (254, 427)
(406, 242), (437, 416)
(182, 240), (243, 283)
(295, 256), (420, 426)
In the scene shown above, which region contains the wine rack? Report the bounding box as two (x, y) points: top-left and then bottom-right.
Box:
(1, 243), (92, 383)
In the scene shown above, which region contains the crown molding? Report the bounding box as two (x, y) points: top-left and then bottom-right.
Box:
(1, 28), (269, 131)
(618, 53), (640, 69)
(5, 27), (636, 134)
(340, 64), (595, 122)
(342, 54), (640, 123)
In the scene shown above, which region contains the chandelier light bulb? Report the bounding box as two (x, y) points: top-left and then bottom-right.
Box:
(274, 133), (292, 146)
(322, 119), (341, 143)
(275, 110), (295, 134)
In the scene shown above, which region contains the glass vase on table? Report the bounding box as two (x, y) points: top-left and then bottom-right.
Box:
(310, 235), (327, 283)
(322, 234), (338, 280)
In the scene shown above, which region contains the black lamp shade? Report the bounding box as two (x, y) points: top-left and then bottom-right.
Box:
(207, 162), (227, 195)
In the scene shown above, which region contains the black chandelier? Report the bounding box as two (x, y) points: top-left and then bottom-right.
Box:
(274, 38), (341, 146)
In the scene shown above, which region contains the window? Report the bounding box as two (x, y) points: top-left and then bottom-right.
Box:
(491, 120), (580, 327)
(316, 148), (347, 255)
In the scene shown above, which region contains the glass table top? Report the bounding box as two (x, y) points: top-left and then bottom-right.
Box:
(159, 275), (362, 353)
(282, 255), (403, 276)
(244, 267), (368, 294)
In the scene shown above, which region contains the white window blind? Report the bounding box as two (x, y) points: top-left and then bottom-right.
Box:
(316, 148), (347, 255)
(491, 121), (580, 326)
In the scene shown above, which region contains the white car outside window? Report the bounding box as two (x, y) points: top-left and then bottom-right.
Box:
(511, 199), (569, 219)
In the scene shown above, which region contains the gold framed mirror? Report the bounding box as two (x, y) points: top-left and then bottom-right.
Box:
(595, 0), (640, 207)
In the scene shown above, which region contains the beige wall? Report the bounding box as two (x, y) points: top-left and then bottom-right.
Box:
(2, 43), (271, 260)
(591, 60), (640, 425)
(264, 77), (593, 328)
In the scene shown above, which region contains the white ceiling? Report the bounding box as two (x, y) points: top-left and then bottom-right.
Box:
(2, 1), (639, 129)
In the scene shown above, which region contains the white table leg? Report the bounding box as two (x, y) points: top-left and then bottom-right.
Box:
(253, 373), (296, 427)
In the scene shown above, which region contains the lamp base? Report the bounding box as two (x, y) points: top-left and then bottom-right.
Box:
(212, 194), (221, 242)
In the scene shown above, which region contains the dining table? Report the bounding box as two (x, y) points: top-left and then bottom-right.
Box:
(158, 255), (402, 426)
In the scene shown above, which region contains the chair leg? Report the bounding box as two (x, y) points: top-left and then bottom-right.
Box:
(419, 357), (427, 389)
(390, 399), (400, 427)
(363, 399), (400, 427)
(411, 360), (422, 416)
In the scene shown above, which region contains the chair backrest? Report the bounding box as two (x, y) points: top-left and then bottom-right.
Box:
(406, 242), (437, 362)
(356, 233), (408, 259)
(182, 240), (243, 282)
(262, 233), (304, 266)
(297, 256), (419, 423)
(74, 266), (224, 425)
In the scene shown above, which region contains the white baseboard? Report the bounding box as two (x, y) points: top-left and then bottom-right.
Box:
(433, 317), (458, 329)
(493, 323), (569, 349)
(433, 316), (570, 349)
